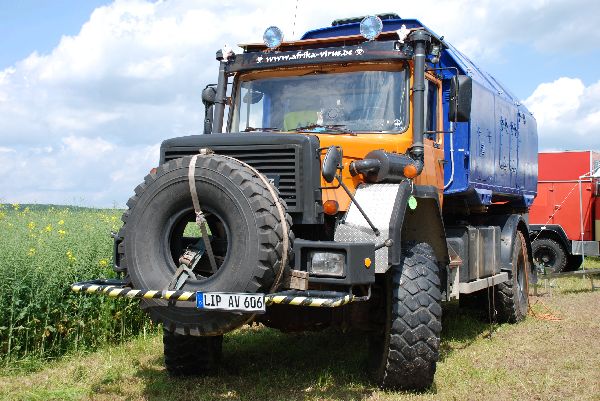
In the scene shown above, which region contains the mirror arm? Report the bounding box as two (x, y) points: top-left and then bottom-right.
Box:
(212, 50), (230, 134)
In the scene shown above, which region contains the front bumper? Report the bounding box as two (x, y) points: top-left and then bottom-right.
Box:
(71, 279), (369, 309)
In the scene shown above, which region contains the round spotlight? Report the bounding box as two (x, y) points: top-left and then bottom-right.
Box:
(263, 26), (284, 49)
(360, 15), (383, 41)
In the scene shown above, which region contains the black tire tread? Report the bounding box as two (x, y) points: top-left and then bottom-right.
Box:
(532, 238), (567, 273)
(495, 230), (529, 323)
(163, 328), (222, 376)
(121, 154), (293, 335)
(377, 242), (442, 391)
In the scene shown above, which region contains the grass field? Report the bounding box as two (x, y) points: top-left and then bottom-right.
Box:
(1, 205), (599, 400)
(0, 204), (154, 367)
(1, 275), (599, 400)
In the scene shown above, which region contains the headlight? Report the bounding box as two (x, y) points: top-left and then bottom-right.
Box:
(309, 251), (345, 277)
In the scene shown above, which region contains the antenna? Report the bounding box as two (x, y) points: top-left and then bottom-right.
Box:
(292, 0), (299, 38)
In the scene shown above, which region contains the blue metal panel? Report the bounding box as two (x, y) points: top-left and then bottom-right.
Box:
(302, 17), (538, 207)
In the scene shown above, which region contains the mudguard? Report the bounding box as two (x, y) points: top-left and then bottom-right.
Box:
(395, 185), (449, 268)
(529, 224), (570, 251)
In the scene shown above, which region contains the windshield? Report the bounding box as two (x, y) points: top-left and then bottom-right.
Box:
(230, 67), (408, 133)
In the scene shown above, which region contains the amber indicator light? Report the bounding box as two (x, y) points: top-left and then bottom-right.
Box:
(323, 200), (339, 215)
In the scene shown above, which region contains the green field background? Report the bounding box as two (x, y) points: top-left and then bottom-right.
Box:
(0, 204), (153, 368)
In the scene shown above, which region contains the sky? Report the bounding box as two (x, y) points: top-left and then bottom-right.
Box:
(1, 0), (599, 207)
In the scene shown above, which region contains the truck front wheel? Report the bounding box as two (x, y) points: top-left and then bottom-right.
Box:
(368, 241), (442, 391)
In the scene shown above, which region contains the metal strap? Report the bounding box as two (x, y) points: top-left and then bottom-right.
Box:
(189, 154), (218, 273)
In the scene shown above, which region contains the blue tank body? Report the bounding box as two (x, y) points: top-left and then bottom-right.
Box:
(303, 17), (538, 208)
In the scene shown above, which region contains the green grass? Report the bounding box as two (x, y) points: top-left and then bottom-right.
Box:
(1, 277), (599, 400)
(0, 204), (154, 367)
(2, 204), (599, 399)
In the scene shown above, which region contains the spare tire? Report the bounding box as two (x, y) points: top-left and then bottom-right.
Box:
(121, 154), (292, 336)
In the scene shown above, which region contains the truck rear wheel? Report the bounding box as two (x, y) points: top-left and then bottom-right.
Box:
(121, 155), (292, 336)
(163, 328), (222, 376)
(532, 238), (567, 273)
(368, 242), (442, 391)
(496, 230), (529, 323)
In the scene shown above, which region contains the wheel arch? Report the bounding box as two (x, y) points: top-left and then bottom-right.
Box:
(389, 184), (449, 269)
(529, 224), (571, 254)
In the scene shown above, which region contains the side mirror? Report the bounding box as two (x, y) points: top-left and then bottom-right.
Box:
(202, 86), (217, 106)
(322, 146), (342, 183)
(202, 85), (217, 134)
(449, 75), (472, 122)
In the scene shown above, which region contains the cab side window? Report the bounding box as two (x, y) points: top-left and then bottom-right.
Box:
(424, 79), (438, 140)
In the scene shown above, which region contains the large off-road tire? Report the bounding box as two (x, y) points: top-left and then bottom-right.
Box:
(163, 328), (222, 376)
(368, 242), (442, 391)
(532, 238), (567, 274)
(495, 230), (529, 323)
(121, 155), (292, 336)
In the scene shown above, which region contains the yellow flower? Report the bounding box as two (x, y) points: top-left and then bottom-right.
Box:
(28, 221), (36, 230)
(45, 224), (52, 232)
(66, 250), (76, 262)
(12, 203), (20, 211)
(28, 248), (36, 256)
(58, 229), (66, 236)
(58, 220), (65, 225)
(98, 259), (109, 267)
(0, 212), (5, 220)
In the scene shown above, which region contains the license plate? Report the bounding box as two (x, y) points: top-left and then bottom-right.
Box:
(196, 292), (266, 313)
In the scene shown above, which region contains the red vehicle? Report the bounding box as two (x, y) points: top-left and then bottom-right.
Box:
(529, 151), (600, 272)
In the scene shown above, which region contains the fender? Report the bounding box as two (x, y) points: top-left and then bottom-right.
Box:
(389, 184), (449, 267)
(529, 224), (570, 251)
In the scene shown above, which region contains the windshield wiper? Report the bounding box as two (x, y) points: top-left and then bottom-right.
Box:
(294, 124), (355, 134)
(243, 127), (281, 132)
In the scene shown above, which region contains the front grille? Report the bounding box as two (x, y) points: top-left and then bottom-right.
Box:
(164, 145), (301, 210)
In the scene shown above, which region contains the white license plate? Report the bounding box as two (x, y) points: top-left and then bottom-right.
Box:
(196, 292), (266, 313)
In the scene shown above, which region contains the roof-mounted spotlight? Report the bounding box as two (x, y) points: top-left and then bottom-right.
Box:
(360, 15), (383, 41)
(263, 26), (284, 49)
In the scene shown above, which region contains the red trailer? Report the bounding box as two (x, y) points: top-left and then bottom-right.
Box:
(529, 150), (600, 272)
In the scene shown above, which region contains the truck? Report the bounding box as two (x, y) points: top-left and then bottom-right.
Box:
(529, 150), (600, 273)
(72, 14), (538, 391)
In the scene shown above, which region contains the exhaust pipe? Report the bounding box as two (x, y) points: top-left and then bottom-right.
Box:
(407, 29), (431, 165)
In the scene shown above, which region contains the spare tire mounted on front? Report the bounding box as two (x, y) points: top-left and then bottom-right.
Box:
(121, 153), (292, 336)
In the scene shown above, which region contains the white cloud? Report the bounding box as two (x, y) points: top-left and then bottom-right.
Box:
(0, 140), (159, 207)
(1, 0), (600, 206)
(523, 77), (600, 151)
